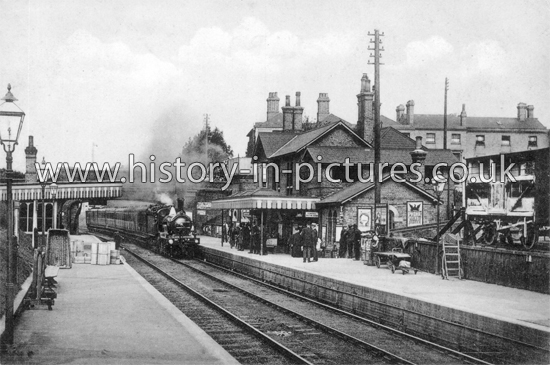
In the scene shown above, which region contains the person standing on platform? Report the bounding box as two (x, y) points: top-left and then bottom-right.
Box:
(339, 225), (348, 258)
(222, 222), (228, 246)
(353, 224), (362, 260)
(301, 223), (315, 263)
(235, 223), (243, 251)
(346, 224), (355, 259)
(242, 223), (251, 251)
(312, 223), (319, 262)
(251, 221), (260, 254)
(288, 226), (302, 257)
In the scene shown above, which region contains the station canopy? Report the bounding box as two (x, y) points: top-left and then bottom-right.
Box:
(210, 188), (319, 210)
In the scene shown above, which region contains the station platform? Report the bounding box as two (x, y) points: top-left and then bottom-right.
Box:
(199, 235), (550, 348)
(3, 235), (238, 365)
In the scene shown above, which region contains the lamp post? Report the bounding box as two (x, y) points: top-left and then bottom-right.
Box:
(432, 179), (446, 275)
(50, 183), (58, 229)
(0, 84), (25, 348)
(38, 157), (48, 251)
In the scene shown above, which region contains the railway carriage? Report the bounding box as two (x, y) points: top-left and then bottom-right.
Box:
(86, 204), (200, 258)
(465, 148), (549, 249)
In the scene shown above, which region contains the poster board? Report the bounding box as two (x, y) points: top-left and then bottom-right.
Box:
(357, 207), (372, 232)
(406, 201), (423, 227)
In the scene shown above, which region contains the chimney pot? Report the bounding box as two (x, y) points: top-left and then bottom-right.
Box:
(285, 95), (290, 106)
(415, 136), (423, 150)
(527, 105), (534, 118)
(396, 104), (405, 123)
(406, 100), (415, 126)
(517, 102), (527, 122)
(266, 92), (280, 121)
(296, 91), (301, 107)
(360, 73), (371, 93)
(317, 93), (330, 125)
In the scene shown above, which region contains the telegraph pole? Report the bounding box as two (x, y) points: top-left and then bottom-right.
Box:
(368, 29), (384, 235)
(444, 78), (451, 219)
(203, 114), (210, 163)
(443, 78), (449, 150)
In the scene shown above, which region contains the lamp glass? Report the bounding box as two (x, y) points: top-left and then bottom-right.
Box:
(0, 85), (25, 150)
(50, 182), (58, 197)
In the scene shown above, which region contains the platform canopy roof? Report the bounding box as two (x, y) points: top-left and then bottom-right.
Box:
(210, 187), (319, 210)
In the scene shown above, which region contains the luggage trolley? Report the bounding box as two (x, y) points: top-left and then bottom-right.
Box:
(374, 248), (417, 275)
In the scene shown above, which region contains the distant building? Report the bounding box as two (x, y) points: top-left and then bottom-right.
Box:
(391, 102), (549, 160)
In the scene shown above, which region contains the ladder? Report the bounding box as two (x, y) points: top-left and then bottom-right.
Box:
(442, 233), (462, 280)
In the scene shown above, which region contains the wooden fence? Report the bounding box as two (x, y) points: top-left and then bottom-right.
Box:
(399, 239), (550, 294)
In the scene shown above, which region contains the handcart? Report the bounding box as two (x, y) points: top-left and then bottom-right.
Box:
(374, 248), (417, 275)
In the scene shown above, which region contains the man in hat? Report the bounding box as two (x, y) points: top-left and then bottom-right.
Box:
(300, 222), (315, 263)
(346, 224), (355, 259)
(288, 226), (302, 258)
(353, 224), (362, 260)
(339, 225), (348, 258)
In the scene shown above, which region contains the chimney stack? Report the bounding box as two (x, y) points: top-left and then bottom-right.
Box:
(294, 92), (304, 130)
(396, 104), (405, 124)
(317, 93), (330, 125)
(356, 73), (374, 142)
(25, 136), (38, 183)
(460, 103), (467, 126)
(517, 102), (527, 122)
(527, 105), (534, 119)
(282, 93), (304, 131)
(266, 92), (280, 121)
(406, 100), (415, 126)
(410, 136), (427, 182)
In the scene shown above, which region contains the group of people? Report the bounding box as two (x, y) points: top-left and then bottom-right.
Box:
(287, 222), (321, 263)
(339, 224), (363, 260)
(222, 221), (266, 255)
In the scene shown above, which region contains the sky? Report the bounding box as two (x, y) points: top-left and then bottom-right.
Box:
(0, 0), (548, 171)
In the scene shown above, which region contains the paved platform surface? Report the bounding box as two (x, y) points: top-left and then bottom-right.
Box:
(200, 235), (550, 332)
(2, 235), (238, 365)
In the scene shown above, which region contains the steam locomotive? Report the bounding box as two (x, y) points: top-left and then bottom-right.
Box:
(86, 202), (200, 258)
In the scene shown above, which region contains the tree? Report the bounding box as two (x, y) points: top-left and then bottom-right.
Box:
(182, 126), (233, 165)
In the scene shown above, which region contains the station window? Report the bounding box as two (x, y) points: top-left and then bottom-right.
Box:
(451, 134), (461, 145)
(426, 133), (435, 144)
(528, 136), (538, 148)
(501, 135), (511, 146)
(475, 135), (485, 147)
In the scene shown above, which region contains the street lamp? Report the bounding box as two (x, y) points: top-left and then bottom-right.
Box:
(0, 84), (25, 348)
(38, 157), (49, 251)
(432, 178), (446, 275)
(50, 183), (58, 229)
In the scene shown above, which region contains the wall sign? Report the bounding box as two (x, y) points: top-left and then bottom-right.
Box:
(357, 207), (372, 232)
(406, 201), (423, 227)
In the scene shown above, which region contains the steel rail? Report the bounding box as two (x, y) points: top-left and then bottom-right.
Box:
(204, 249), (549, 354)
(123, 246), (313, 365)
(196, 255), (494, 365)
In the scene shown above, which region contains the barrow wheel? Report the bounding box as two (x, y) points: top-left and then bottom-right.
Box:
(521, 224), (539, 250)
(481, 222), (498, 245)
(376, 256), (381, 268)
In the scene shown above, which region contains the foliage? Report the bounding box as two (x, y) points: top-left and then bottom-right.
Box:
(182, 126), (233, 163)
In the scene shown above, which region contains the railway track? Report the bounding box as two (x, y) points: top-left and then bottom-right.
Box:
(122, 242), (494, 365)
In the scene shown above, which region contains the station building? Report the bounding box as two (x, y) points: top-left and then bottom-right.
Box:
(212, 74), (458, 249)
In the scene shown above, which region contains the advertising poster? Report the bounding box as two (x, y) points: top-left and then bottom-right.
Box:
(357, 207), (372, 232)
(407, 202), (423, 227)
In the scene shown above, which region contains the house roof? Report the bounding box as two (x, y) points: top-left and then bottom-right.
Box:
(304, 146), (458, 165)
(255, 132), (297, 158)
(270, 121), (371, 158)
(254, 113), (283, 128)
(318, 113), (353, 127)
(380, 127), (421, 150)
(317, 174), (440, 205)
(395, 114), (547, 131)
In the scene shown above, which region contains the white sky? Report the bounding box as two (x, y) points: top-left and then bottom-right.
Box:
(1, 0), (548, 170)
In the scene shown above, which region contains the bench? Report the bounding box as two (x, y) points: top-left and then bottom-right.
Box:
(323, 244), (339, 258)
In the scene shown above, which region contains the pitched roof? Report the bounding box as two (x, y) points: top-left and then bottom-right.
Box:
(254, 113), (283, 128)
(395, 114), (547, 131)
(380, 127), (420, 150)
(304, 146), (458, 165)
(271, 121), (371, 158)
(318, 113), (353, 127)
(255, 132), (297, 158)
(317, 175), (440, 205)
